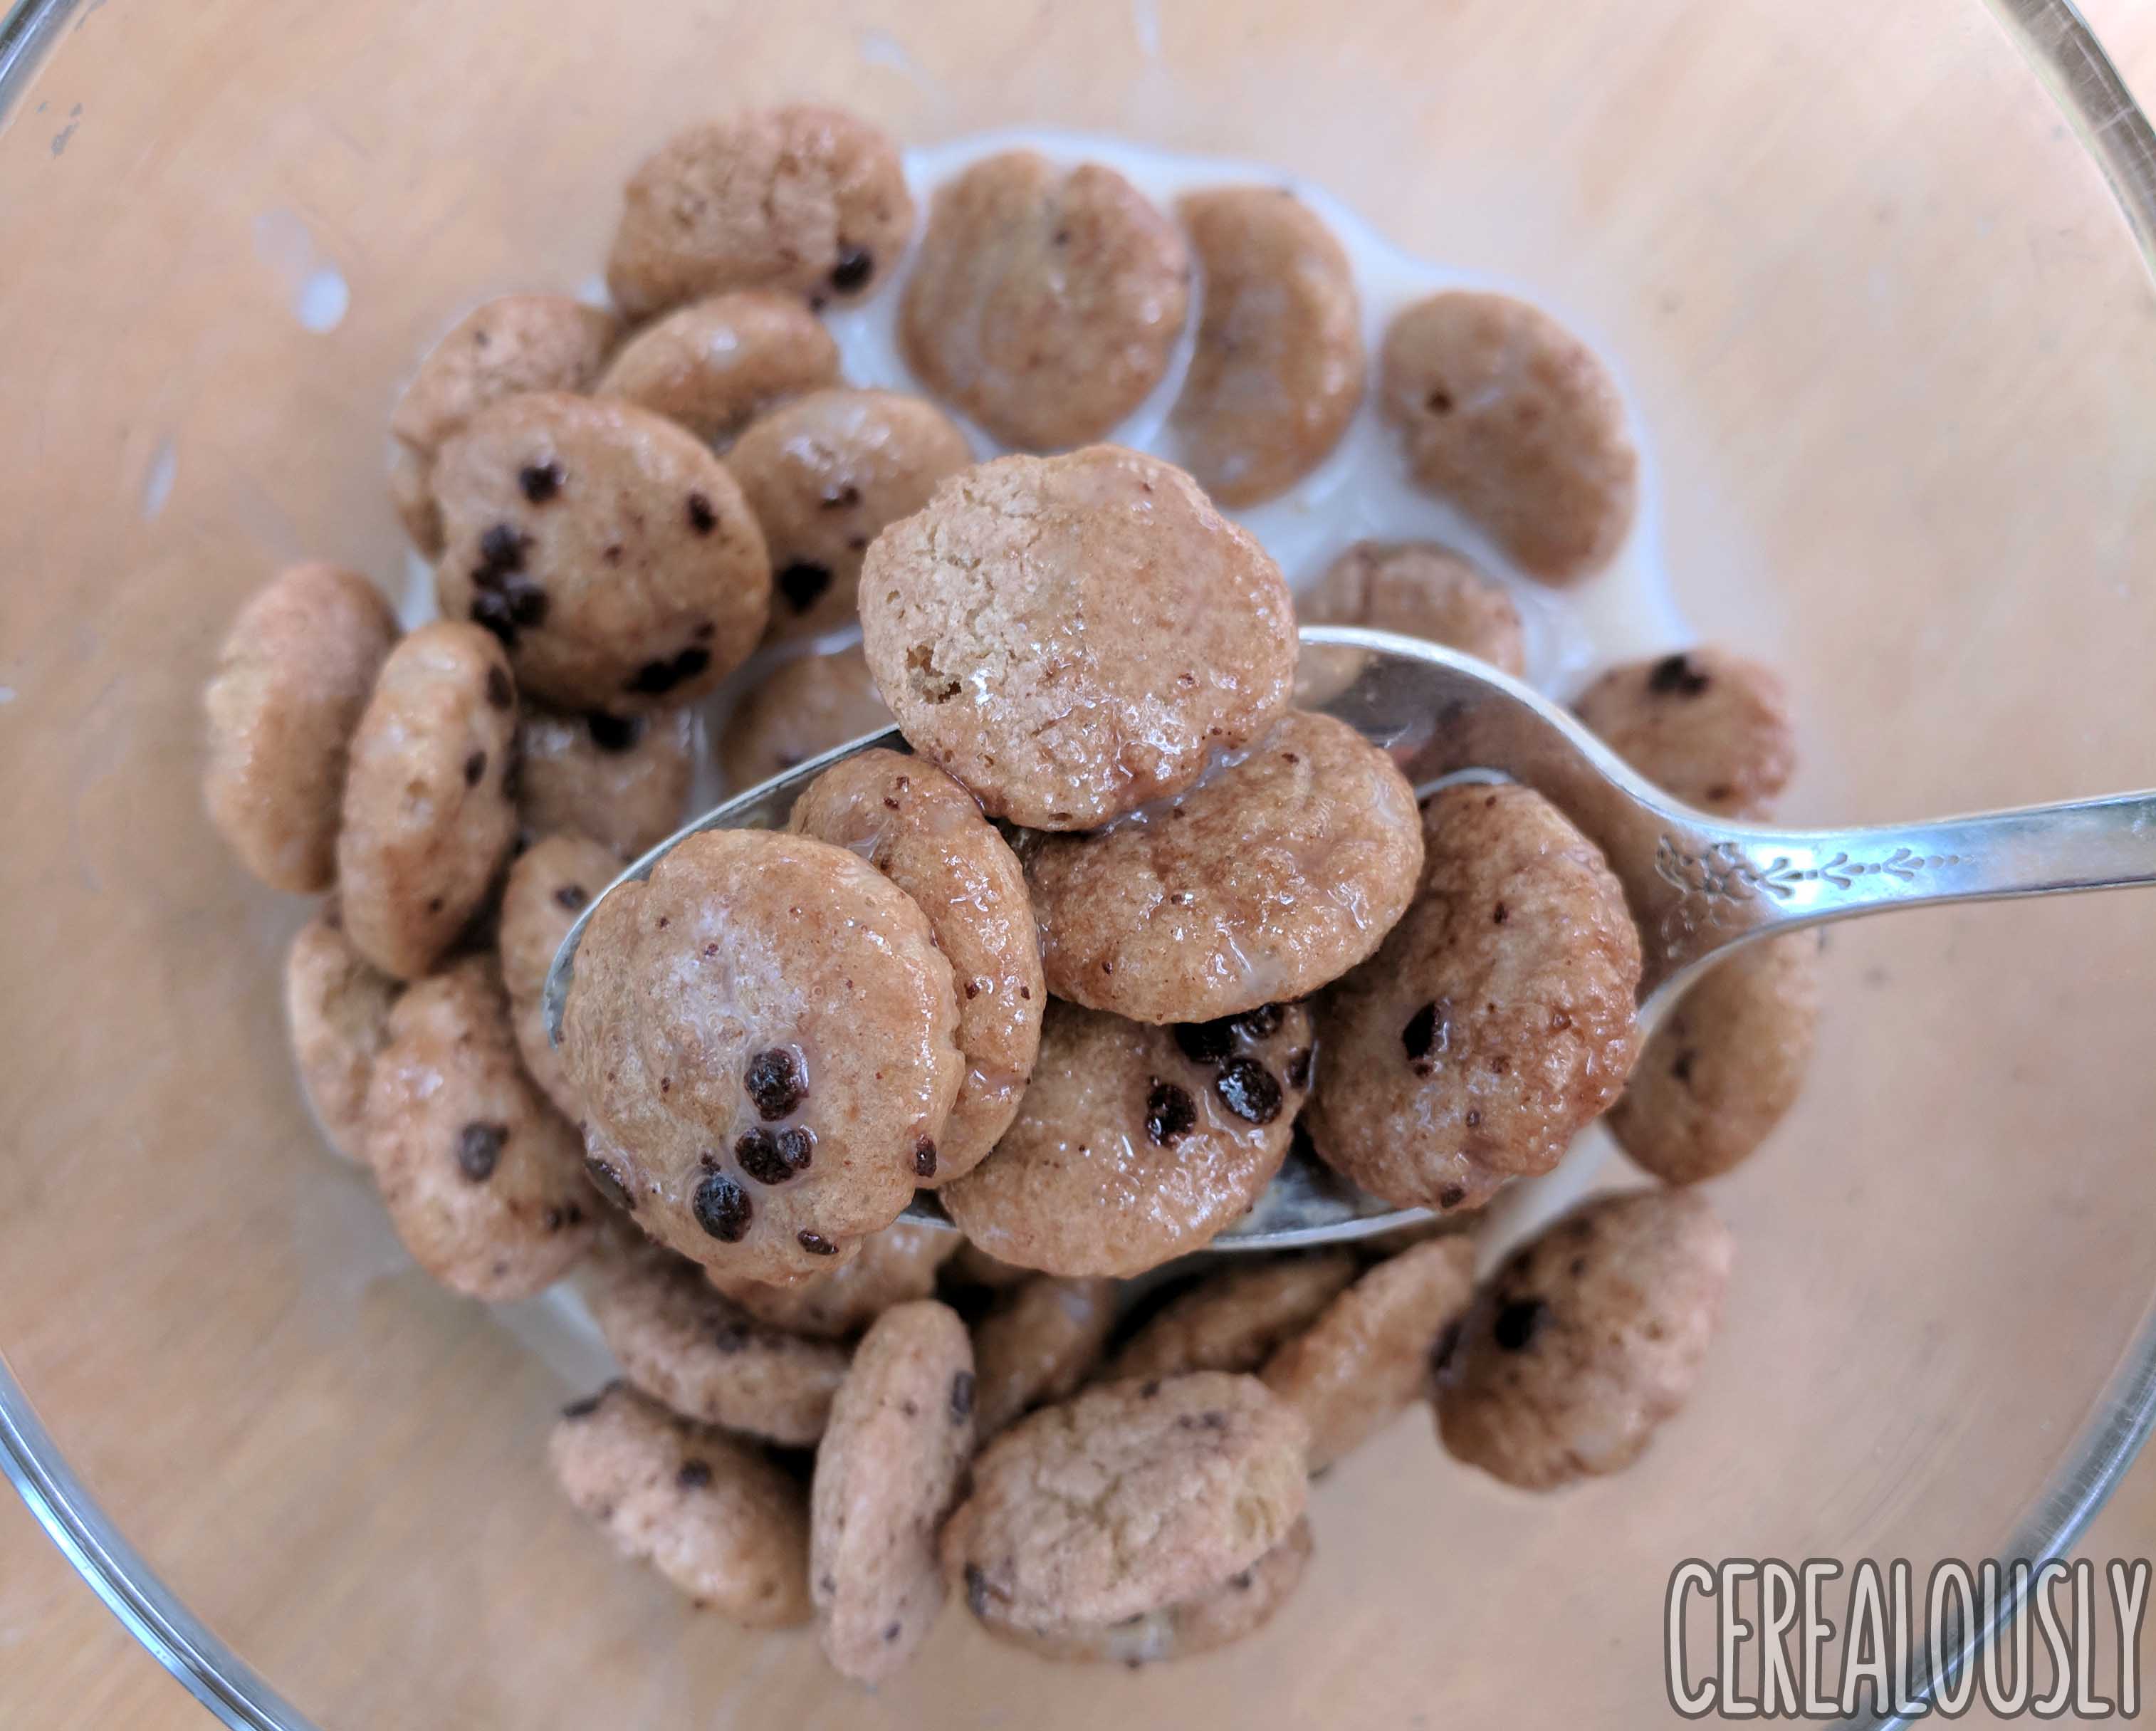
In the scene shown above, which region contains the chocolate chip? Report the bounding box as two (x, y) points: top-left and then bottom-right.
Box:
(506, 581), (549, 628)
(744, 1047), (807, 1120)
(485, 665), (513, 710)
(1648, 652), (1712, 697)
(1233, 1003), (1285, 1041)
(676, 1458), (713, 1490)
(560, 1391), (605, 1420)
(1492, 1297), (1548, 1352)
(554, 882), (588, 911)
(1172, 1018), (1235, 1065)
(1144, 1080), (1196, 1146)
(693, 1173), (752, 1240)
(1492, 901), (1509, 924)
(518, 461), (564, 503)
(1464, 1107), (1482, 1129)
(797, 1230), (838, 1256)
(1425, 388), (1454, 414)
(1284, 1047), (1314, 1092)
(1214, 1059), (1282, 1125)
(1438, 1182), (1467, 1209)
(829, 245), (874, 293)
(469, 590), (518, 646)
(776, 560), (832, 613)
(1402, 1001), (1443, 1072)
(463, 750), (487, 786)
(883, 1621), (903, 1642)
(950, 1370), (975, 1423)
(736, 1125), (815, 1185)
(455, 1121), (507, 1181)
(1671, 1048), (1697, 1084)
(476, 522), (528, 577)
(1139, 1380), (1161, 1398)
(965, 1564), (990, 1616)
(584, 711), (643, 752)
(622, 646), (711, 696)
(1229, 1569), (1255, 1591)
(820, 483), (862, 511)
(686, 491), (716, 535)
(585, 1156), (634, 1211)
(914, 1136), (938, 1178)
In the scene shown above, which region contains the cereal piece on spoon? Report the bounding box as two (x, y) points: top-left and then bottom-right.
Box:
(1572, 647), (1796, 819)
(970, 1276), (1119, 1438)
(717, 645), (892, 793)
(497, 832), (622, 1121)
(513, 705), (695, 859)
(1299, 538), (1526, 678)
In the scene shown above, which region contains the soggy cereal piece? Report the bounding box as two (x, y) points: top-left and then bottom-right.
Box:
(900, 151), (1191, 451)
(204, 563), (399, 894)
(1435, 1188), (1732, 1490)
(717, 645), (892, 792)
(729, 389), (975, 642)
(941, 1372), (1308, 1631)
(388, 296), (621, 553)
(810, 1301), (975, 1683)
(708, 1219), (960, 1341)
(498, 833), (622, 1121)
(335, 623), (520, 980)
(1102, 1253), (1358, 1386)
(595, 291), (840, 446)
(1024, 711), (1422, 1023)
(515, 705), (695, 859)
(550, 1381), (812, 1624)
(607, 106), (914, 319)
(562, 827), (962, 1282)
(1380, 292), (1637, 584)
(789, 749), (1042, 1178)
(364, 957), (598, 1299)
(1259, 1235), (1475, 1471)
(1170, 187), (1364, 506)
(941, 999), (1312, 1277)
(1308, 783), (1642, 1213)
(860, 447), (1297, 830)
(971, 1277), (1119, 1437)
(1608, 934), (1821, 1184)
(283, 906), (402, 1161)
(1301, 540), (1526, 677)
(432, 392), (770, 713)
(1572, 649), (1796, 819)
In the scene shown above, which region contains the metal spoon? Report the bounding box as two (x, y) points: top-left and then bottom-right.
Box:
(545, 625), (2156, 1250)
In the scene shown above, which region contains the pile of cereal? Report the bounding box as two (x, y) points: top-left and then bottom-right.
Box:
(203, 102), (1814, 1683)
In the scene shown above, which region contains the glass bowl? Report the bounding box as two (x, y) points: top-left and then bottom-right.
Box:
(4, 1), (2156, 1725)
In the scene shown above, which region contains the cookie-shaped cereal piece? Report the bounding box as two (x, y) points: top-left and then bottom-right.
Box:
(283, 906), (402, 1161)
(860, 447), (1297, 830)
(1301, 540), (1526, 678)
(729, 389), (975, 642)
(364, 957), (597, 1299)
(1608, 934), (1821, 1184)
(550, 1381), (812, 1624)
(810, 1301), (975, 1683)
(432, 392), (770, 713)
(595, 291), (840, 446)
(1024, 710), (1422, 1023)
(1103, 1253), (1358, 1385)
(972, 1277), (1118, 1437)
(562, 827), (962, 1281)
(584, 1231), (851, 1446)
(708, 1218), (959, 1341)
(1260, 1235), (1475, 1471)
(940, 1000), (1312, 1277)
(1380, 292), (1637, 584)
(515, 706), (695, 858)
(1435, 1188), (1732, 1489)
(204, 563), (399, 894)
(1308, 783), (1642, 1212)
(942, 1372), (1308, 1631)
(335, 622), (520, 980)
(717, 645), (892, 792)
(1572, 649), (1796, 820)
(789, 749), (1043, 1178)
(1170, 187), (1363, 506)
(388, 296), (620, 552)
(498, 833), (622, 1121)
(607, 105), (914, 319)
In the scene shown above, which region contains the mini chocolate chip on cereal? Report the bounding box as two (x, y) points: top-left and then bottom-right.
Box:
(1572, 647), (1797, 819)
(707, 1218), (959, 1341)
(1301, 539), (1526, 678)
(971, 1276), (1119, 1438)
(562, 827), (962, 1281)
(859, 446), (1297, 830)
(607, 105), (914, 319)
(335, 622), (520, 981)
(431, 392), (770, 713)
(204, 562), (399, 894)
(1308, 783), (1642, 1213)
(549, 1381), (812, 1625)
(1024, 709), (1423, 1023)
(810, 1301), (975, 1683)
(728, 389), (975, 642)
(1102, 1253), (1359, 1385)
(364, 957), (597, 1300)
(789, 748), (1043, 1179)
(594, 291), (840, 446)
(941, 1371), (1309, 1631)
(1171, 187), (1364, 506)
(1435, 1188), (1732, 1490)
(900, 150), (1191, 451)
(498, 832), (622, 1121)
(716, 644), (892, 793)
(939, 999), (1312, 1277)
(1260, 1235), (1476, 1472)
(387, 295), (621, 553)
(283, 905), (402, 1162)
(514, 705), (694, 859)
(1380, 291), (1637, 584)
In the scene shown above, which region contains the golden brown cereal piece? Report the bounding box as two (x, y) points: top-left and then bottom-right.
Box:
(729, 389), (975, 642)
(594, 291), (840, 445)
(364, 957), (597, 1300)
(335, 622), (520, 981)
(901, 151), (1191, 451)
(1300, 540), (1526, 677)
(1572, 648), (1797, 819)
(432, 392), (770, 713)
(607, 106), (914, 319)
(283, 906), (402, 1161)
(971, 1277), (1119, 1438)
(497, 833), (622, 1121)
(549, 1381), (812, 1625)
(1102, 1253), (1358, 1386)
(203, 563), (399, 894)
(562, 828), (962, 1282)
(1023, 711), (1423, 1023)
(810, 1302), (975, 1683)
(707, 1219), (959, 1341)
(716, 645), (893, 793)
(1380, 292), (1637, 584)
(859, 447), (1297, 830)
(1435, 1189), (1732, 1490)
(514, 706), (695, 859)
(1308, 783), (1643, 1213)
(1170, 187), (1364, 506)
